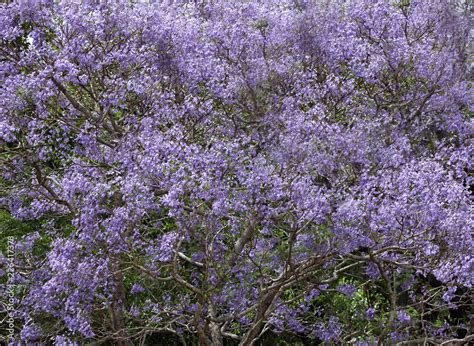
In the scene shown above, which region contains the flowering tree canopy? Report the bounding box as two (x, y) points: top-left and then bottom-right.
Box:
(0, 0), (473, 345)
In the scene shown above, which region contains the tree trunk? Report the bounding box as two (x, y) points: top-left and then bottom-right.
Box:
(210, 321), (223, 346)
(110, 259), (132, 346)
(240, 288), (280, 346)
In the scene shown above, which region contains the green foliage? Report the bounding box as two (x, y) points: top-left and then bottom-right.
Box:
(0, 210), (33, 251)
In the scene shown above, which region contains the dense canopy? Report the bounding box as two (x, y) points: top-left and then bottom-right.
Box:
(0, 0), (473, 344)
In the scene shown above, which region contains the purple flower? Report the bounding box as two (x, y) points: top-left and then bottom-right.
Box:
(20, 324), (42, 341)
(442, 286), (457, 303)
(366, 307), (376, 320)
(129, 306), (141, 317)
(397, 310), (411, 324)
(130, 283), (145, 294)
(337, 284), (357, 298)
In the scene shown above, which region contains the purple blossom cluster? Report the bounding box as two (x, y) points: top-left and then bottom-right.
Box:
(0, 0), (472, 344)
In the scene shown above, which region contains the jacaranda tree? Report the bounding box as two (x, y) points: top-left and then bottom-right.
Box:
(0, 0), (472, 344)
